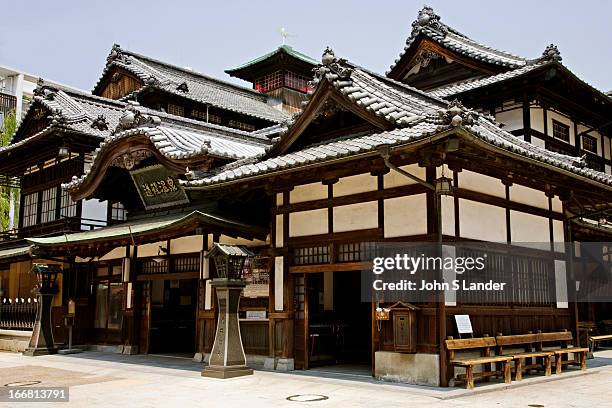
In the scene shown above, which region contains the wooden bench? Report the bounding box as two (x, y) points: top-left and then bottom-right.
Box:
(496, 333), (553, 380)
(446, 336), (512, 389)
(538, 331), (588, 374)
(589, 334), (612, 353)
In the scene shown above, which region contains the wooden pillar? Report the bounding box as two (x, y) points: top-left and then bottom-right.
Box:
(522, 97), (532, 143)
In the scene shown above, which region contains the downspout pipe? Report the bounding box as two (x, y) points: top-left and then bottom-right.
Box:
(376, 145), (435, 191)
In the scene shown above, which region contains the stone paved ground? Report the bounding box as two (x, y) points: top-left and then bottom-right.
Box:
(0, 350), (610, 408)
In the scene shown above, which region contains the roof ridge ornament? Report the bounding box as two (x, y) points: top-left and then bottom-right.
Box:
(311, 47), (353, 88)
(412, 5), (447, 37)
(540, 44), (562, 62)
(33, 78), (46, 97)
(107, 43), (130, 65)
(176, 81), (189, 93)
(113, 101), (161, 134)
(91, 115), (109, 131)
(436, 99), (477, 129)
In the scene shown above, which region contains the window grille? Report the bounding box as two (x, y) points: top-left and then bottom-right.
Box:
(110, 202), (127, 221)
(141, 259), (169, 274)
(228, 120), (255, 131)
(582, 134), (598, 153)
(167, 104), (184, 117)
(174, 256), (200, 273)
(40, 187), (57, 223)
(60, 189), (77, 218)
(337, 242), (378, 262)
(552, 120), (570, 142)
(22, 192), (38, 227)
(293, 246), (329, 265)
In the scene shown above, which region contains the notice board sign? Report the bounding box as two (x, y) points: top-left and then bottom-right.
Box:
(454, 314), (473, 335)
(131, 165), (189, 210)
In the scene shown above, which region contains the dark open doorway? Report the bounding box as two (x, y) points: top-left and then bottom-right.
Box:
(148, 278), (197, 355)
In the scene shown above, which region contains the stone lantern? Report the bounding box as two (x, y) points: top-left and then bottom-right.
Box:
(202, 244), (254, 379)
(24, 264), (62, 356)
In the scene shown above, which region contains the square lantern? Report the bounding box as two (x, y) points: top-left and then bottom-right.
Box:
(435, 175), (454, 196)
(32, 264), (62, 294)
(207, 243), (254, 280)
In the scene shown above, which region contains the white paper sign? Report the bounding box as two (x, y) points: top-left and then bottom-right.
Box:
(454, 314), (473, 334)
(246, 310), (267, 319)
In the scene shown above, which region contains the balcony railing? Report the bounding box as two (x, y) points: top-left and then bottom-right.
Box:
(0, 216), (107, 243)
(0, 91), (17, 117)
(0, 298), (37, 330)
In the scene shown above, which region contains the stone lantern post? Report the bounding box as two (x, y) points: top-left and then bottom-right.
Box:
(24, 264), (62, 356)
(202, 244), (254, 379)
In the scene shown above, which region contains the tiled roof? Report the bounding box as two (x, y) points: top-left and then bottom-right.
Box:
(388, 6), (527, 75)
(226, 45), (317, 73)
(428, 62), (547, 98)
(309, 48), (446, 127)
(62, 101), (272, 193)
(183, 54), (612, 189)
(94, 45), (289, 123)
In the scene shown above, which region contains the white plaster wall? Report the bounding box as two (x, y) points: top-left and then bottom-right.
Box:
(274, 256), (284, 311)
(99, 247), (126, 261)
(495, 108), (523, 132)
(219, 235), (266, 247)
(551, 196), (563, 213)
(552, 219), (565, 244)
(276, 193), (283, 206)
(333, 173), (377, 197)
(530, 107), (544, 134)
(383, 164), (426, 188)
(509, 184), (549, 210)
(289, 208), (328, 237)
(170, 235), (203, 254)
(333, 201), (378, 233)
(384, 194), (427, 238)
(510, 211), (549, 243)
(81, 199), (108, 227)
(441, 195), (455, 236)
(290, 182), (327, 204)
(555, 259), (568, 309)
(137, 241), (166, 258)
(459, 199), (506, 242)
(604, 136), (611, 160)
(458, 169), (505, 198)
(275, 215), (284, 247)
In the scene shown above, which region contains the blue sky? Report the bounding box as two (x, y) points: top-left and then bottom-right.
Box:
(1, 0), (610, 92)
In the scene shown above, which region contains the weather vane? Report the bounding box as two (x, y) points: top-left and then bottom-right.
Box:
(279, 27), (296, 45)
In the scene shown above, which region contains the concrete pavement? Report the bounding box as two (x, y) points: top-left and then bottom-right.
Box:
(0, 350), (609, 407)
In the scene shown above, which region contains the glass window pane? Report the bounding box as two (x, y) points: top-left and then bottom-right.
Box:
(107, 283), (124, 330)
(94, 283), (109, 329)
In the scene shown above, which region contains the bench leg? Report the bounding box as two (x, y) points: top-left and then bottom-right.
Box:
(544, 355), (552, 376)
(555, 354), (562, 375)
(503, 361), (511, 384)
(484, 362), (491, 382)
(466, 366), (475, 390)
(515, 358), (523, 381)
(580, 352), (587, 370)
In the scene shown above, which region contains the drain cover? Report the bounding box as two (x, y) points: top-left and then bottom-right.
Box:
(5, 380), (42, 387)
(528, 405), (545, 408)
(286, 394), (329, 402)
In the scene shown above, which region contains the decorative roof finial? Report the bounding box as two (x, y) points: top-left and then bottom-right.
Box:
(541, 44), (562, 62)
(437, 99), (477, 129)
(114, 100), (161, 134)
(33, 78), (45, 96)
(322, 47), (335, 65)
(107, 43), (127, 64)
(412, 5), (446, 36)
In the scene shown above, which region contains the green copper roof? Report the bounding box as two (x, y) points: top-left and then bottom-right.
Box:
(226, 45), (318, 73)
(26, 211), (264, 247)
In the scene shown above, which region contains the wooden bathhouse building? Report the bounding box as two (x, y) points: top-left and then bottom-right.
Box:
(0, 6), (610, 387)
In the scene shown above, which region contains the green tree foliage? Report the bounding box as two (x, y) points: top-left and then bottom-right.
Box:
(0, 110), (17, 231)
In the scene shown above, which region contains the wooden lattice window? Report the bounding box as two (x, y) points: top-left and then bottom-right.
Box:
(293, 246), (329, 265)
(583, 134), (598, 153)
(141, 259), (169, 274)
(60, 189), (77, 218)
(40, 187), (57, 224)
(167, 104), (184, 117)
(337, 242), (377, 262)
(552, 120), (570, 142)
(22, 192), (38, 227)
(228, 120), (255, 131)
(110, 202), (127, 221)
(174, 256), (200, 273)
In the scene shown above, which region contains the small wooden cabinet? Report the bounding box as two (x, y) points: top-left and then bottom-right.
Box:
(393, 309), (417, 353)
